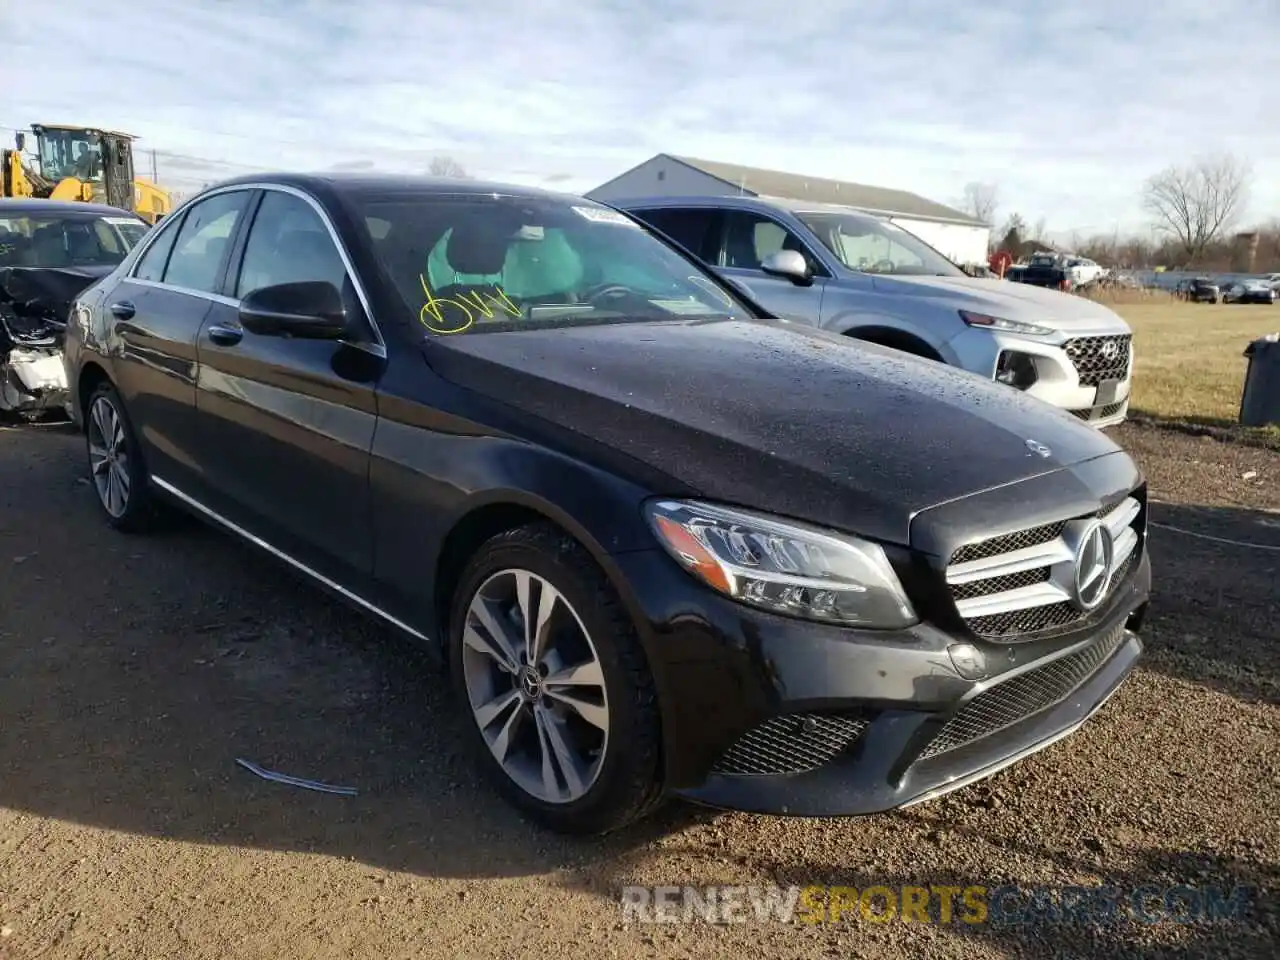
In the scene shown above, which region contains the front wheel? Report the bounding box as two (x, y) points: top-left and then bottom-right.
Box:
(84, 382), (164, 533)
(448, 522), (664, 835)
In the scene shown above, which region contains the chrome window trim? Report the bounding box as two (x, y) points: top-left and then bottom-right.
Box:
(150, 475), (429, 643)
(124, 181), (388, 360)
(129, 277), (240, 308)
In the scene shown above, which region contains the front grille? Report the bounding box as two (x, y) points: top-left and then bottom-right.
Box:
(712, 713), (869, 776)
(966, 601), (1083, 638)
(1064, 334), (1131, 387)
(950, 521), (1066, 565)
(918, 625), (1127, 760)
(945, 496), (1144, 641)
(1070, 400), (1128, 422)
(950, 566), (1050, 602)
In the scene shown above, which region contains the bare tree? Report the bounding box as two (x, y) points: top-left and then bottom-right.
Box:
(428, 155), (470, 178)
(960, 181), (999, 224)
(1141, 155), (1251, 262)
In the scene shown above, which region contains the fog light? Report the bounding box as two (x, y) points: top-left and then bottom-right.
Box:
(995, 350), (1038, 390)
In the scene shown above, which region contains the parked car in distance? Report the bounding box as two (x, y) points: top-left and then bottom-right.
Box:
(1175, 277), (1220, 303)
(1064, 256), (1105, 288)
(1, 198), (150, 417)
(1222, 280), (1277, 305)
(613, 195), (1135, 427)
(1016, 252), (1074, 291)
(63, 173), (1151, 835)
(0, 198), (148, 269)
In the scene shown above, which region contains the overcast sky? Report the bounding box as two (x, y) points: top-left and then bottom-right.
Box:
(2, 0), (1275, 238)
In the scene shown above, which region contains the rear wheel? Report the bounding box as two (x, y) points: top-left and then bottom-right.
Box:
(448, 522), (663, 835)
(84, 382), (164, 533)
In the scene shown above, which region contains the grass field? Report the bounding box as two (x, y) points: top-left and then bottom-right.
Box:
(1103, 296), (1280, 445)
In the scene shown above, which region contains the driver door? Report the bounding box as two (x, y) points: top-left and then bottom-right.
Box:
(710, 210), (827, 324)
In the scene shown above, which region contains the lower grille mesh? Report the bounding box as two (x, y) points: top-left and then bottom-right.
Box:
(713, 714), (869, 776)
(918, 625), (1126, 760)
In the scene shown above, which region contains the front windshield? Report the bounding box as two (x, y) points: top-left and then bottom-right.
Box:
(795, 210), (965, 277)
(0, 214), (133, 268)
(37, 128), (104, 183)
(358, 194), (753, 334)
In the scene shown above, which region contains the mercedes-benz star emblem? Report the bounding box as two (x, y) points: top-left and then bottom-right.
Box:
(518, 666), (543, 700)
(1071, 520), (1114, 610)
(1025, 438), (1053, 458)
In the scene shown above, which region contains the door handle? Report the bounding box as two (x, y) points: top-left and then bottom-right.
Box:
(109, 301), (136, 320)
(207, 323), (243, 346)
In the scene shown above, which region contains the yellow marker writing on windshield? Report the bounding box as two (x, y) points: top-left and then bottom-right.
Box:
(418, 274), (522, 334)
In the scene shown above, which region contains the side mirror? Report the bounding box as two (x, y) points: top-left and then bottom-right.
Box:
(238, 281), (348, 339)
(760, 249), (812, 285)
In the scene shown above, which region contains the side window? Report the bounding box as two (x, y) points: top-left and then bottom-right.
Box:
(91, 219), (125, 258)
(633, 208), (717, 260)
(236, 191), (348, 298)
(161, 191), (250, 293)
(719, 211), (813, 271)
(133, 219), (179, 281)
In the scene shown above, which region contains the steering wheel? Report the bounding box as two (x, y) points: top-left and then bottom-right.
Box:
(578, 282), (637, 305)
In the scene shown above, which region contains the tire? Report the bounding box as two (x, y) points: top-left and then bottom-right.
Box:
(847, 332), (942, 363)
(84, 381), (165, 533)
(447, 522), (664, 835)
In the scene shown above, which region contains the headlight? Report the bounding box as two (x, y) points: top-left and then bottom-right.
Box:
(960, 310), (1055, 337)
(644, 499), (918, 629)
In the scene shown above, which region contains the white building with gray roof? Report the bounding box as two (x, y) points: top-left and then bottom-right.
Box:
(586, 154), (991, 267)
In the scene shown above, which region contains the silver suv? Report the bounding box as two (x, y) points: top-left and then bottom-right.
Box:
(614, 195), (1133, 427)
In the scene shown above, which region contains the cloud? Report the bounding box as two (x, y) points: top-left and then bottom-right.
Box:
(1, 0), (1276, 233)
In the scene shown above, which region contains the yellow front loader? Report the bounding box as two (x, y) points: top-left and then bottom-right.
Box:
(2, 124), (172, 224)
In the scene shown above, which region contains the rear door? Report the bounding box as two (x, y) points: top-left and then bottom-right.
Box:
(627, 206), (721, 261)
(193, 186), (384, 582)
(104, 188), (253, 490)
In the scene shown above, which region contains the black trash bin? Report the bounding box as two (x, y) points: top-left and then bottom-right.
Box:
(1240, 333), (1280, 427)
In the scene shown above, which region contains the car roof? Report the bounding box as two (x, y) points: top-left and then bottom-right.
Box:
(197, 171), (592, 205)
(605, 193), (892, 220)
(0, 198), (144, 219)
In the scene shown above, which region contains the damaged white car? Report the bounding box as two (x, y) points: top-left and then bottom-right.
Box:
(0, 200), (148, 419)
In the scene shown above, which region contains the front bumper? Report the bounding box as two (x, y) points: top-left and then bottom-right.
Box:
(945, 327), (1133, 425)
(0, 345), (70, 415)
(610, 538), (1150, 818)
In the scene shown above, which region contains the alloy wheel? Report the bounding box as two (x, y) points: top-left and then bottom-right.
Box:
(87, 395), (131, 518)
(461, 568), (610, 804)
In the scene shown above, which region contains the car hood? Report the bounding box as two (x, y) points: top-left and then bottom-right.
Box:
(424, 318), (1122, 547)
(869, 274), (1130, 333)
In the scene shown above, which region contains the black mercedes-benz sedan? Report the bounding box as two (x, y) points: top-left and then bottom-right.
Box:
(61, 173), (1151, 835)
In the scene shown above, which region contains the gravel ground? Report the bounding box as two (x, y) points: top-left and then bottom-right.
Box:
(0, 419), (1276, 959)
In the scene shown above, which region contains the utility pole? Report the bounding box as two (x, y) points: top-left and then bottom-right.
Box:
(151, 148), (158, 182)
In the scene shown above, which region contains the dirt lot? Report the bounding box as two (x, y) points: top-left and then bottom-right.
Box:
(1, 419), (1277, 960)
